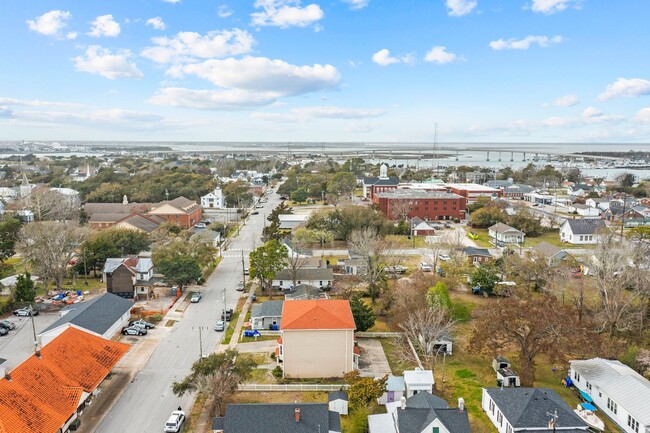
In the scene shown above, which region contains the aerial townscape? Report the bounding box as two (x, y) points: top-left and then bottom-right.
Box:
(1, 1), (650, 433)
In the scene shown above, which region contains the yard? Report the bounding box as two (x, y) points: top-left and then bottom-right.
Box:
(385, 234), (427, 249)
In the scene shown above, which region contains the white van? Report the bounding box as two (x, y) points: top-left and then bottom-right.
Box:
(420, 262), (432, 272)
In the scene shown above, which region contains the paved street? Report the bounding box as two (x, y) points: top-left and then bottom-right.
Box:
(94, 190), (283, 433)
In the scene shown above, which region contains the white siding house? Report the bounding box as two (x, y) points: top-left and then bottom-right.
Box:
(560, 219), (606, 245)
(569, 358), (650, 433)
(201, 187), (225, 209)
(403, 369), (434, 398)
(488, 223), (525, 247)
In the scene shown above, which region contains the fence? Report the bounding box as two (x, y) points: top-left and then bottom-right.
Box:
(238, 383), (349, 392)
(355, 332), (401, 338)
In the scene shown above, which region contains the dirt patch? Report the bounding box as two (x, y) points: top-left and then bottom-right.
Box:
(165, 319), (176, 327)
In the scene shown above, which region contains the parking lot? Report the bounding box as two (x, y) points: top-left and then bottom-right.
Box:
(0, 311), (62, 369)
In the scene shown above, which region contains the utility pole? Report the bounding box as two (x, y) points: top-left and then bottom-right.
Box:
(30, 304), (38, 354)
(193, 326), (206, 359)
(620, 193), (627, 240)
(241, 250), (246, 285)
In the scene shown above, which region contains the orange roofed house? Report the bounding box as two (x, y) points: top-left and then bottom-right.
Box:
(277, 300), (358, 378)
(0, 327), (129, 433)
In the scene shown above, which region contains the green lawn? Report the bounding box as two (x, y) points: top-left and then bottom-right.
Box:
(464, 228), (492, 248)
(222, 311), (240, 344)
(385, 235), (426, 249)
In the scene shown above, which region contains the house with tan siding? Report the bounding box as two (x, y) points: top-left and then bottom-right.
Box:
(277, 300), (357, 378)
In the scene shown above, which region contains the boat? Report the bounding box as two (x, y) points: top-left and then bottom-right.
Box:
(574, 403), (605, 431)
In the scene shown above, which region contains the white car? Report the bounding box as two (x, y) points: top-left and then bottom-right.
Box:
(439, 253), (451, 262)
(420, 262), (432, 272)
(215, 320), (225, 331)
(190, 292), (202, 303)
(164, 410), (186, 432)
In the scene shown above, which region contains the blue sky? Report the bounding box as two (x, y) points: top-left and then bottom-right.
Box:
(1, 0), (650, 143)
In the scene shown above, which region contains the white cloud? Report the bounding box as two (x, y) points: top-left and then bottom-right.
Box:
(141, 29), (255, 64)
(218, 4), (233, 17)
(252, 105), (384, 122)
(26, 10), (72, 37)
(66, 32), (78, 40)
(548, 94), (579, 107)
(598, 78), (650, 101)
(251, 0), (324, 28)
(634, 108), (650, 124)
(582, 106), (602, 118)
(0, 106), (13, 118)
(162, 0), (181, 3)
(489, 35), (562, 50)
(148, 87), (278, 109)
(88, 14), (121, 37)
(146, 17), (167, 30)
(372, 49), (414, 66)
(73, 46), (143, 79)
(170, 56), (340, 95)
(445, 0), (477, 16)
(531, 0), (578, 15)
(341, 0), (369, 10)
(0, 97), (80, 108)
(424, 46), (459, 64)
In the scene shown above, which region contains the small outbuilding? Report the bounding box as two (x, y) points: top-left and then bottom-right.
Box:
(403, 368), (434, 398)
(328, 390), (349, 415)
(496, 367), (521, 387)
(377, 375), (406, 405)
(492, 356), (511, 372)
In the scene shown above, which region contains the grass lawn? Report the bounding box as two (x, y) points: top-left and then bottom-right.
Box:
(239, 334), (279, 343)
(380, 337), (418, 376)
(228, 391), (326, 405)
(464, 227), (492, 248)
(523, 230), (590, 250)
(222, 312), (240, 344)
(385, 235), (427, 249)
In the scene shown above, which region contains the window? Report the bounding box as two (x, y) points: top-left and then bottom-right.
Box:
(628, 415), (639, 433)
(432, 428), (439, 433)
(497, 411), (503, 426)
(607, 397), (617, 414)
(586, 382), (592, 391)
(574, 371), (580, 382)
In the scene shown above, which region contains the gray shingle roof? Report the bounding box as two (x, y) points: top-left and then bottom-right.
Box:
(460, 247), (492, 258)
(397, 392), (470, 433)
(563, 218), (606, 235)
(250, 300), (284, 318)
(41, 293), (132, 336)
(274, 268), (333, 281)
(434, 409), (472, 433)
(488, 222), (524, 234)
(406, 391), (449, 410)
(532, 241), (563, 258)
(285, 284), (322, 300)
(328, 390), (348, 402)
(485, 387), (587, 429)
(219, 403), (340, 433)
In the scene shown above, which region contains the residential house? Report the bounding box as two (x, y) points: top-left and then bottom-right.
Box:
(329, 391), (349, 416)
(560, 219), (606, 245)
(102, 257), (158, 299)
(531, 242), (571, 265)
(190, 228), (222, 248)
(569, 203), (601, 217)
(378, 375), (406, 405)
(488, 223), (525, 247)
(569, 358), (650, 433)
(459, 246), (492, 266)
(369, 391), (470, 433)
(281, 237), (311, 258)
(0, 327), (129, 433)
(250, 300), (283, 331)
(211, 403), (340, 433)
(272, 268), (334, 291)
(481, 387), (588, 433)
(201, 187), (225, 209)
(284, 284), (325, 300)
(344, 258), (368, 276)
(38, 293), (132, 347)
(568, 184), (594, 197)
(586, 197), (610, 211)
(404, 369), (434, 398)
(277, 300), (356, 378)
(410, 217), (437, 236)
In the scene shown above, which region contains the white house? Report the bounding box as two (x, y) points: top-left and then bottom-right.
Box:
(586, 197), (610, 211)
(560, 219), (606, 245)
(272, 268), (333, 290)
(569, 203), (601, 217)
(569, 358), (650, 433)
(403, 369), (434, 398)
(250, 300), (283, 330)
(481, 387), (588, 433)
(488, 223), (525, 247)
(201, 187), (225, 209)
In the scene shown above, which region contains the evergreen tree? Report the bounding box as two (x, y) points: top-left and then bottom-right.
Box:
(349, 295), (376, 332)
(14, 273), (36, 303)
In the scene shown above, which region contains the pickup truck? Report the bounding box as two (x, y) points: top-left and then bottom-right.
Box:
(221, 309), (234, 321)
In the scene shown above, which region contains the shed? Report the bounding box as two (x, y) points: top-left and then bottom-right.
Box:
(403, 368), (434, 398)
(328, 390), (349, 415)
(434, 334), (453, 356)
(496, 368), (521, 387)
(378, 375), (406, 405)
(492, 356), (511, 372)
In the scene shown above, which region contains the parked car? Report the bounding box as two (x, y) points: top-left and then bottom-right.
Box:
(420, 262), (432, 272)
(243, 268), (249, 275)
(255, 204), (264, 209)
(215, 320), (225, 331)
(0, 327), (8, 337)
(221, 309), (234, 321)
(236, 281), (245, 291)
(251, 211), (259, 215)
(0, 320), (16, 330)
(439, 253), (451, 262)
(129, 319), (155, 329)
(467, 231), (479, 240)
(190, 292), (203, 303)
(13, 307), (38, 317)
(122, 326), (147, 336)
(444, 223), (452, 228)
(164, 410), (186, 433)
(195, 222), (207, 229)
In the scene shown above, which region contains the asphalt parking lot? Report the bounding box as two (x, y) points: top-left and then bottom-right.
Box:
(0, 312), (61, 369)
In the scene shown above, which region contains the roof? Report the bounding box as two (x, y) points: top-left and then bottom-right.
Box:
(116, 213), (162, 233)
(284, 284), (322, 300)
(484, 387), (587, 430)
(274, 267), (333, 281)
(376, 190), (462, 200)
(102, 257), (150, 275)
(364, 176), (400, 186)
(406, 391), (448, 409)
(570, 358), (650, 424)
(84, 202), (152, 217)
(397, 392), (470, 433)
(460, 247), (492, 258)
(532, 242), (565, 259)
(404, 369), (434, 386)
(328, 390), (348, 402)
(488, 222), (524, 235)
(562, 218), (606, 235)
(368, 413), (396, 433)
(497, 368), (519, 378)
(281, 300), (355, 330)
(219, 403), (340, 433)
(250, 300), (284, 318)
(386, 374), (406, 392)
(0, 327), (129, 433)
(41, 293), (133, 336)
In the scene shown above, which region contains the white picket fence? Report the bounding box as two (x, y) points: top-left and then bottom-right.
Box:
(355, 332), (401, 338)
(238, 383), (349, 392)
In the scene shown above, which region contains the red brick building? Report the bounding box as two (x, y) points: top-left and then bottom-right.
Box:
(444, 183), (502, 202)
(375, 190), (467, 221)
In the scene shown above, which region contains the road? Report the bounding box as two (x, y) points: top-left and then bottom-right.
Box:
(94, 190), (282, 433)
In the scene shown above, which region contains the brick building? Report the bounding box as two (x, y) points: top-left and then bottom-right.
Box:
(374, 190), (467, 221)
(444, 183), (502, 202)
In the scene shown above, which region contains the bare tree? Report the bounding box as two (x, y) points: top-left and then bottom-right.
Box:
(399, 305), (455, 370)
(18, 222), (89, 290)
(348, 228), (387, 302)
(10, 186), (80, 222)
(389, 199), (414, 222)
(285, 236), (312, 288)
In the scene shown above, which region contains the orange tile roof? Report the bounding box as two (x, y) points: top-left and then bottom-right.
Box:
(0, 327), (129, 433)
(281, 300), (356, 330)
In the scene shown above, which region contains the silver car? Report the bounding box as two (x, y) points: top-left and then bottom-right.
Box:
(215, 320), (225, 331)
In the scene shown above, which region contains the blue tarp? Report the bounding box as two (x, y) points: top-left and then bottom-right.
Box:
(581, 403), (597, 411)
(579, 390), (593, 403)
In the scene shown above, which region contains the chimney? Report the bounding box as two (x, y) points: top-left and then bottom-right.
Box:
(458, 397), (465, 411)
(4, 370), (11, 381)
(400, 396), (406, 410)
(295, 407), (301, 423)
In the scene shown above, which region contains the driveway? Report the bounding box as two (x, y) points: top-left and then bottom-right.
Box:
(357, 338), (391, 377)
(236, 340), (278, 353)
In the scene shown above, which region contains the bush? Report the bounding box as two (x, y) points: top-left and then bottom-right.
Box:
(347, 406), (369, 433)
(270, 351), (276, 360)
(149, 313), (164, 323)
(272, 366), (283, 379)
(450, 302), (472, 323)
